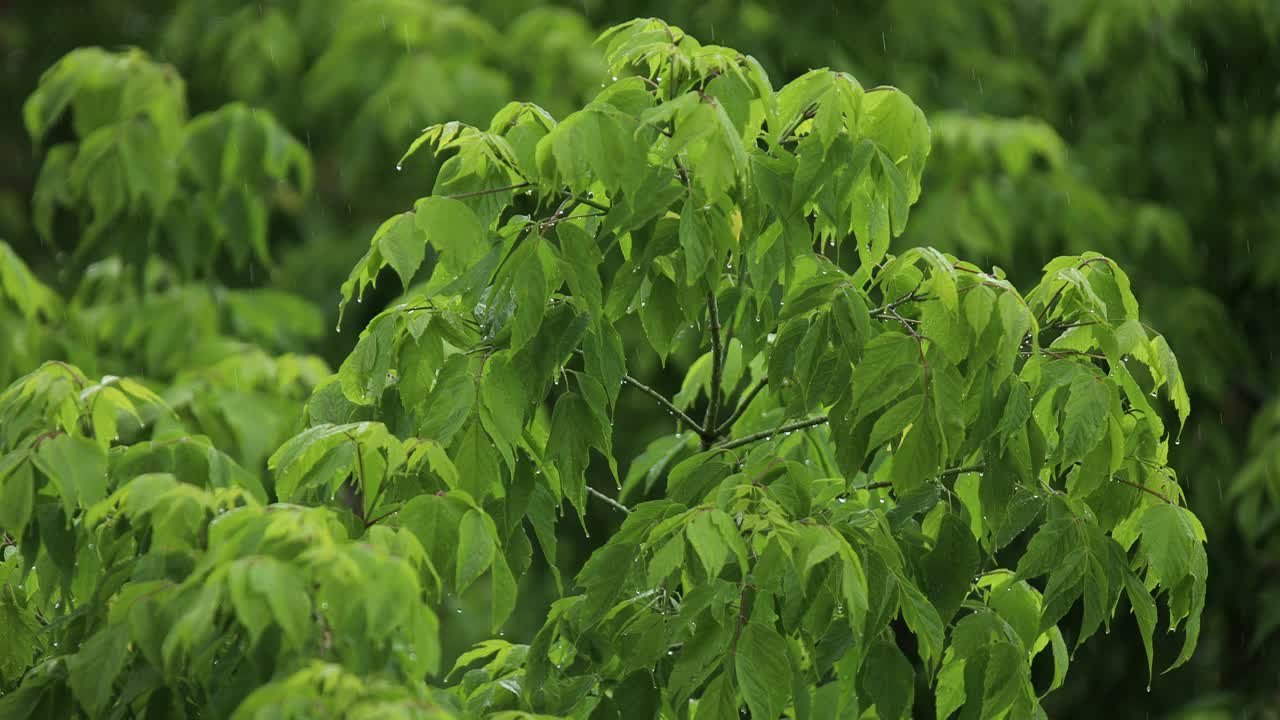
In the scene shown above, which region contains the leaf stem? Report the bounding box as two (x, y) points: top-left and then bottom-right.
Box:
(715, 415), (829, 452)
(623, 375), (707, 437)
(587, 486), (630, 514)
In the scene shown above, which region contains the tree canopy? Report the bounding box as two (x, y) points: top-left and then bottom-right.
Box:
(0, 1), (1269, 717)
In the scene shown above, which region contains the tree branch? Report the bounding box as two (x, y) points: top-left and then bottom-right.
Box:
(855, 465), (982, 493)
(562, 189), (610, 212)
(716, 376), (768, 435)
(703, 291), (724, 441)
(444, 182), (531, 200)
(715, 415), (829, 452)
(587, 486), (631, 514)
(940, 465), (985, 479)
(1113, 477), (1174, 504)
(623, 375), (707, 436)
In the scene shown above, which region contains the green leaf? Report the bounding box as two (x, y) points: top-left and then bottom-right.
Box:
(0, 457), (35, 538)
(546, 392), (598, 516)
(1136, 504), (1203, 587)
(1060, 372), (1110, 465)
(735, 623), (792, 720)
(640, 273), (684, 363)
(457, 509), (497, 594)
(920, 512), (980, 623)
(696, 672), (738, 719)
(868, 395), (925, 452)
(557, 223), (604, 317)
(453, 420), (503, 502)
(415, 354), (477, 444)
(680, 198), (715, 286)
(479, 354), (528, 469)
(416, 196), (489, 273)
(0, 586), (40, 683)
(338, 313), (398, 405)
(861, 638), (914, 720)
(33, 434), (108, 514)
(897, 573), (945, 669)
(374, 212), (426, 289)
(1123, 568), (1157, 685)
(686, 511), (729, 578)
(251, 557), (312, 650)
(890, 404), (940, 495)
(849, 333), (921, 424)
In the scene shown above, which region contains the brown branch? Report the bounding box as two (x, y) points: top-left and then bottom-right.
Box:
(716, 376), (768, 435)
(1113, 477), (1174, 504)
(623, 375), (707, 437)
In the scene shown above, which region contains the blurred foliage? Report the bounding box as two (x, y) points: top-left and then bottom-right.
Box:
(0, 0), (1277, 717)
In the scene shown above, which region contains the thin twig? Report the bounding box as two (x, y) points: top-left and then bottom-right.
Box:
(623, 375), (707, 436)
(855, 465), (982, 494)
(777, 106), (817, 144)
(562, 189), (610, 212)
(715, 376), (768, 435)
(939, 465), (985, 479)
(588, 486), (631, 514)
(444, 182), (531, 200)
(1035, 257), (1113, 324)
(888, 305), (931, 391)
(1113, 477), (1174, 504)
(869, 292), (930, 315)
(364, 506), (401, 527)
(703, 292), (724, 439)
(715, 415), (830, 452)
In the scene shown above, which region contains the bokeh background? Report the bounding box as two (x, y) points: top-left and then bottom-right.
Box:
(2, 1), (1277, 716)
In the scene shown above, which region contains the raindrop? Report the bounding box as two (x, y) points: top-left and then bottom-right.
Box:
(456, 608), (463, 614)
(321, 602), (329, 610)
(612, 76), (618, 81)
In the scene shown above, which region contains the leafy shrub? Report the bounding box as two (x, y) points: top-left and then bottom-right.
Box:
(0, 16), (1204, 720)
